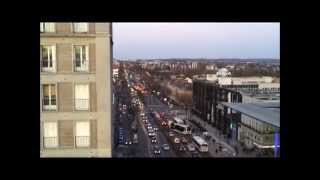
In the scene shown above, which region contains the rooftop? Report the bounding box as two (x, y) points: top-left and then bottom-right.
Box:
(221, 102), (280, 127)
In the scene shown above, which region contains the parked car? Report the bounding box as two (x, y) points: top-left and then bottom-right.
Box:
(181, 137), (188, 144)
(187, 144), (195, 152)
(178, 145), (187, 152)
(162, 144), (170, 151)
(191, 151), (201, 157)
(174, 137), (180, 144)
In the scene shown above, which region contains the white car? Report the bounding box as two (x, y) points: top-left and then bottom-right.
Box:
(162, 144), (170, 151)
(174, 137), (180, 144)
(187, 144), (195, 152)
(169, 132), (175, 137)
(151, 138), (157, 143)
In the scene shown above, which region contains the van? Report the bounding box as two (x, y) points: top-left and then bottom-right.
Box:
(133, 133), (138, 144)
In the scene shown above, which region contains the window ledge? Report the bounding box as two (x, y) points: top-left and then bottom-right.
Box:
(41, 33), (96, 37)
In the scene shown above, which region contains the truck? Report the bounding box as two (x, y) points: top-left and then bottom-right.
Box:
(133, 133), (138, 144)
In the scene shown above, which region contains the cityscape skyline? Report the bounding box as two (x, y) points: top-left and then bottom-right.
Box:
(113, 23), (280, 60)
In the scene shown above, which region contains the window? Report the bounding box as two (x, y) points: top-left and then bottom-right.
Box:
(43, 122), (58, 148)
(73, 45), (89, 72)
(40, 23), (55, 33)
(75, 84), (89, 110)
(73, 23), (88, 33)
(76, 121), (90, 147)
(42, 84), (56, 110)
(40, 45), (56, 72)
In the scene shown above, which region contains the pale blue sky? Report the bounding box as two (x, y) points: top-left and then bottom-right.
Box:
(113, 23), (280, 59)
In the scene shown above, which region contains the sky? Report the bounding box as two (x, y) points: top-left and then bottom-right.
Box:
(113, 23), (280, 60)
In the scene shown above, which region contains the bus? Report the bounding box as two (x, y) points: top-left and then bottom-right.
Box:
(192, 136), (209, 152)
(171, 123), (191, 135)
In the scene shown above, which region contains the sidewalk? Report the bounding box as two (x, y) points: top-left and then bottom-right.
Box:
(190, 114), (237, 156)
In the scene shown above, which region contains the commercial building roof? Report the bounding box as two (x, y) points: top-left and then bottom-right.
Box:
(221, 102), (280, 127)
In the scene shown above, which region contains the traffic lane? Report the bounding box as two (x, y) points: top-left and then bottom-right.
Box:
(139, 108), (153, 157)
(145, 110), (176, 158)
(144, 106), (171, 157)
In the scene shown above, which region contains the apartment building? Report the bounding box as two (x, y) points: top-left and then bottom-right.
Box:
(40, 22), (113, 157)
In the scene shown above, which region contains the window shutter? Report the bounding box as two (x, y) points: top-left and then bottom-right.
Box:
(47, 23), (55, 32)
(52, 45), (56, 61)
(40, 23), (44, 32)
(75, 84), (89, 99)
(44, 122), (57, 137)
(76, 122), (90, 136)
(75, 84), (89, 110)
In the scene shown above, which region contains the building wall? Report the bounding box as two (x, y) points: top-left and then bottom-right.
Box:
(40, 23), (112, 157)
(192, 79), (242, 132)
(238, 114), (279, 149)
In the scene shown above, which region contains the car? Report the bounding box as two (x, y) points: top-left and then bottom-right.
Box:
(174, 137), (180, 144)
(162, 144), (170, 151)
(191, 151), (201, 157)
(153, 127), (159, 131)
(147, 126), (153, 130)
(153, 146), (161, 154)
(181, 137), (188, 144)
(148, 132), (156, 137)
(151, 137), (157, 143)
(178, 145), (187, 152)
(187, 144), (195, 152)
(169, 132), (175, 137)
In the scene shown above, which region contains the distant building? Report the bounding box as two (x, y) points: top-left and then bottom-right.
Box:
(206, 64), (216, 71)
(191, 62), (198, 69)
(217, 68), (231, 77)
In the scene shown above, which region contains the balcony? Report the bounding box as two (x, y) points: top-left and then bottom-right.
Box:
(42, 97), (57, 111)
(41, 60), (55, 72)
(74, 59), (88, 72)
(76, 136), (90, 147)
(75, 99), (89, 110)
(43, 137), (58, 148)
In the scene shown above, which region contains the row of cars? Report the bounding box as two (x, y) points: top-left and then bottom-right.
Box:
(167, 130), (201, 157)
(141, 111), (172, 155)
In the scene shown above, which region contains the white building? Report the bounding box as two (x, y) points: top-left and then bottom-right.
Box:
(217, 68), (231, 77)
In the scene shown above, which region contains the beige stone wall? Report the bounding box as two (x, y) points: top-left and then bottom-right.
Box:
(90, 119), (97, 148)
(58, 82), (73, 112)
(58, 120), (74, 148)
(90, 82), (97, 112)
(56, 23), (71, 33)
(89, 43), (96, 73)
(57, 43), (73, 73)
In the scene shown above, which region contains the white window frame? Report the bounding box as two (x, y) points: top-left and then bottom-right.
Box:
(42, 84), (57, 111)
(74, 84), (90, 111)
(40, 44), (56, 72)
(72, 23), (88, 33)
(75, 121), (90, 147)
(40, 23), (55, 33)
(72, 44), (89, 72)
(43, 122), (58, 148)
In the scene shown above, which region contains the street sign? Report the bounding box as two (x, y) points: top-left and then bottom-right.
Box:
(274, 131), (279, 157)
